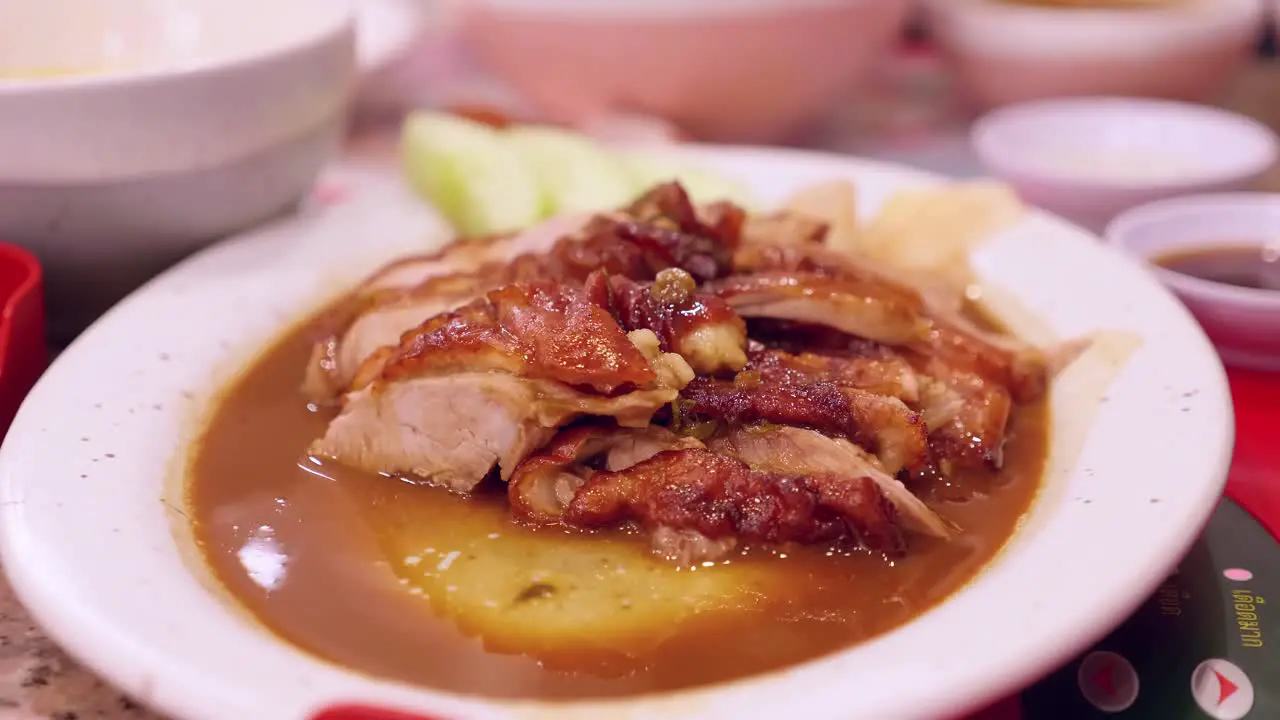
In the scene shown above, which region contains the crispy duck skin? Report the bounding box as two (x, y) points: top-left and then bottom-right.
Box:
(909, 354), (1014, 472)
(508, 425), (705, 524)
(708, 426), (951, 539)
(586, 270), (748, 375)
(706, 272), (932, 347)
(745, 325), (1014, 473)
(679, 376), (929, 475)
(340, 221), (742, 394)
(695, 201), (751, 246)
(351, 281), (657, 394)
(309, 283), (694, 493)
(302, 214), (592, 401)
(564, 448), (906, 557)
(305, 184), (744, 401)
(916, 321), (1047, 404)
(733, 242), (1050, 402)
(745, 342), (919, 404)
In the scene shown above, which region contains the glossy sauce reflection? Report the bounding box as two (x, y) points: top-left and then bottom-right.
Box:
(187, 314), (1047, 699)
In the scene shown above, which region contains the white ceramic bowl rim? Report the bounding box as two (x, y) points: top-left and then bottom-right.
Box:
(1105, 191), (1280, 309)
(971, 97), (1280, 191)
(0, 147), (1233, 720)
(0, 0), (354, 95)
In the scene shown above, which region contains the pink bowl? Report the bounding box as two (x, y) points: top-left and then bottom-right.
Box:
(459, 0), (910, 143)
(925, 0), (1264, 111)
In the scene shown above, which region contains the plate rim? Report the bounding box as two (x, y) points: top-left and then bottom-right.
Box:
(0, 144), (1234, 720)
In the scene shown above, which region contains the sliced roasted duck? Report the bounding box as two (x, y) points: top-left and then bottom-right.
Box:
(677, 374), (928, 475)
(303, 178), (1090, 567)
(508, 423), (949, 564)
(565, 448), (905, 558)
(305, 183), (743, 402)
(708, 426), (951, 539)
(744, 342), (920, 404)
(508, 424), (705, 525)
(309, 282), (693, 493)
(706, 272), (931, 346)
(732, 241), (1051, 402)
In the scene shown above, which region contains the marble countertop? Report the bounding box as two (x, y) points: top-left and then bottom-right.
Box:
(0, 579), (160, 720)
(5, 56), (1280, 720)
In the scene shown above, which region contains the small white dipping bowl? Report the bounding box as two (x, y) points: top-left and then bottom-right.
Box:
(972, 97), (1280, 234)
(1106, 193), (1280, 371)
(0, 0), (355, 340)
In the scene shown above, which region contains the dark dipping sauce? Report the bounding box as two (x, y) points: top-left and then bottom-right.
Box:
(1154, 243), (1280, 291)
(187, 311), (1048, 700)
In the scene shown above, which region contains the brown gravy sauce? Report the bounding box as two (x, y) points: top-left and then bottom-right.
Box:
(187, 311), (1047, 700)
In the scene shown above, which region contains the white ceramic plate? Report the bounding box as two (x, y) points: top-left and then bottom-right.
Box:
(0, 147), (1233, 720)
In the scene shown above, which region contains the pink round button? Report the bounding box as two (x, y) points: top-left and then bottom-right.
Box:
(1191, 659), (1254, 720)
(1077, 650), (1140, 713)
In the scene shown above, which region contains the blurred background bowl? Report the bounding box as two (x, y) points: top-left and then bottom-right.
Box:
(0, 0), (355, 341)
(972, 97), (1279, 233)
(924, 0), (1264, 112)
(1106, 193), (1280, 371)
(351, 0), (428, 113)
(458, 0), (911, 144)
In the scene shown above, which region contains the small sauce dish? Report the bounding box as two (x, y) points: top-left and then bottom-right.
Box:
(972, 97), (1280, 233)
(1106, 193), (1280, 371)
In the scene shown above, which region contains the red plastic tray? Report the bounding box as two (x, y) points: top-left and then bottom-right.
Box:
(0, 243), (45, 440)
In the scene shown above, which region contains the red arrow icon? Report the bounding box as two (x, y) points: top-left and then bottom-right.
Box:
(1091, 662), (1117, 699)
(1214, 669), (1239, 706)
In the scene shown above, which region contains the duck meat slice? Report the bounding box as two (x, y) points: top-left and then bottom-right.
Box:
(678, 376), (928, 475)
(706, 271), (932, 346)
(586, 269), (748, 375)
(563, 448), (906, 557)
(708, 425), (951, 539)
(309, 282), (694, 493)
(909, 353), (1015, 473)
(508, 424), (705, 525)
(732, 241), (1056, 401)
(305, 184), (743, 402)
(913, 319), (1047, 404)
(627, 182), (746, 253)
(744, 342), (920, 404)
(355, 212), (592, 298)
(303, 213), (592, 402)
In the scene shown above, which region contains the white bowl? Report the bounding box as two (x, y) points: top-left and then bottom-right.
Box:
(972, 97), (1280, 234)
(0, 149), (1233, 720)
(0, 0), (356, 340)
(1106, 193), (1280, 371)
(351, 0), (428, 112)
(925, 0), (1263, 110)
